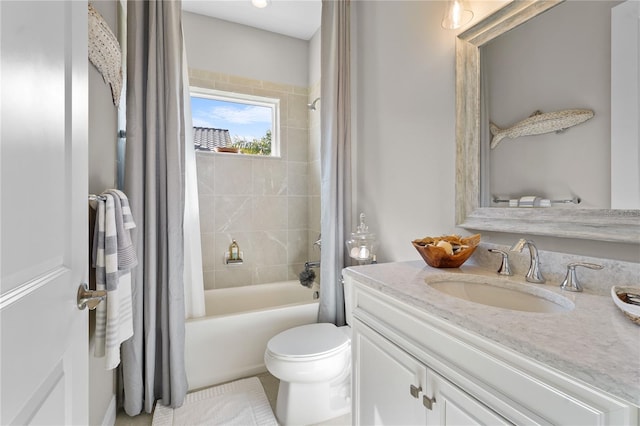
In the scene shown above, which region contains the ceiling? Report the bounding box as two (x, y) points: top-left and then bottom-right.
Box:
(182, 0), (322, 40)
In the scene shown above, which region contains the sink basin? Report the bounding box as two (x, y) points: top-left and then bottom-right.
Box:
(428, 277), (574, 313)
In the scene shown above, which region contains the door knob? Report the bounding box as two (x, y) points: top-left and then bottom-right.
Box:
(77, 282), (106, 310)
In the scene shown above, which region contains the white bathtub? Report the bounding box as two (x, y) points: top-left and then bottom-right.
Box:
(185, 281), (319, 391)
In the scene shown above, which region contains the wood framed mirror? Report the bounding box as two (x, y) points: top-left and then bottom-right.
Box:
(455, 0), (639, 244)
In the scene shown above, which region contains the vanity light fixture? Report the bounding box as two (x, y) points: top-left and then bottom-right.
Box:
(441, 0), (473, 30)
(251, 0), (271, 9)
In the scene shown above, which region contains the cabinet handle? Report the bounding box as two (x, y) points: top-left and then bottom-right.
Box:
(409, 384), (422, 399)
(423, 395), (436, 410)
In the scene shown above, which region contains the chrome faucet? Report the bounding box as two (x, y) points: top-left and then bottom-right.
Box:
(560, 262), (603, 292)
(488, 249), (513, 276)
(510, 239), (546, 283)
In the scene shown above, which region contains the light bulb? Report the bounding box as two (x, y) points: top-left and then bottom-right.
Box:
(441, 0), (473, 30)
(251, 0), (270, 9)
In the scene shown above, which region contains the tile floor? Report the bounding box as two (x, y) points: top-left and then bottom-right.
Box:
(114, 372), (351, 426)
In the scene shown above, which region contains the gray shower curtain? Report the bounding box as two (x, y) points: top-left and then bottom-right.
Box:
(319, 0), (352, 326)
(120, 0), (188, 415)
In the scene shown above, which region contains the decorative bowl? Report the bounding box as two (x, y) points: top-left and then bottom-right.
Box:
(412, 234), (480, 268)
(611, 286), (640, 325)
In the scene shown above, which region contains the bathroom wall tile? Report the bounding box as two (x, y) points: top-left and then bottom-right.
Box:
(252, 265), (289, 285)
(214, 81), (257, 95)
(287, 128), (308, 163)
(210, 71), (229, 83)
(278, 127), (289, 161)
(195, 153), (216, 195)
(308, 229), (321, 253)
(307, 231), (322, 286)
(214, 231), (252, 271)
(214, 196), (253, 233)
(252, 196), (288, 231)
(308, 209), (322, 253)
(214, 268), (253, 289)
(287, 93), (309, 129)
(288, 196), (309, 230)
(308, 160), (321, 196)
(197, 194), (215, 233)
(191, 68), (318, 288)
(253, 159), (287, 196)
(214, 156), (253, 195)
(251, 87), (282, 99)
(308, 124), (321, 163)
(202, 270), (216, 291)
(189, 68), (215, 81)
(262, 81), (293, 94)
(287, 229), (309, 265)
(293, 85), (309, 96)
(200, 232), (217, 272)
(189, 78), (215, 91)
(279, 97), (290, 128)
(288, 263), (306, 282)
(288, 161), (308, 196)
(228, 74), (262, 88)
(251, 230), (288, 267)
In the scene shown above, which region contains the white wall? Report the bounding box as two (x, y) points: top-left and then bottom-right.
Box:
(352, 1), (639, 263)
(183, 12), (309, 88)
(88, 1), (119, 424)
(353, 0), (457, 262)
(89, 1), (119, 195)
(309, 27), (321, 88)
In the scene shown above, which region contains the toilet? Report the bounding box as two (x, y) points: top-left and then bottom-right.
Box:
(264, 288), (353, 425)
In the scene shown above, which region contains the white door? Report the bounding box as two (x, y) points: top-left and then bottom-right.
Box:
(1, 1), (89, 424)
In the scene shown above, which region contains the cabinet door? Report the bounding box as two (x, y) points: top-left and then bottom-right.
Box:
(427, 370), (512, 426)
(353, 321), (428, 425)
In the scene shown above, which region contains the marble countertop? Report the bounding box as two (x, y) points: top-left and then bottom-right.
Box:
(343, 261), (640, 405)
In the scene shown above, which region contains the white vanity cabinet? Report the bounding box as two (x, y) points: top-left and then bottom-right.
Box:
(346, 275), (639, 426)
(355, 320), (510, 425)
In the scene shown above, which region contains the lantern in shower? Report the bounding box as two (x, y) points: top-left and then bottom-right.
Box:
(346, 213), (377, 263)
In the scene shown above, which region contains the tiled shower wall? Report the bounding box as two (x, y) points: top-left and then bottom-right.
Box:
(308, 80), (321, 273)
(189, 68), (321, 289)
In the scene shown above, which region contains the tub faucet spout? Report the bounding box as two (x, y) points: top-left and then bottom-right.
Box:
(510, 239), (546, 284)
(305, 261), (320, 269)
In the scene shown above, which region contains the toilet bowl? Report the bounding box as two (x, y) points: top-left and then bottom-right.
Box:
(264, 322), (352, 425)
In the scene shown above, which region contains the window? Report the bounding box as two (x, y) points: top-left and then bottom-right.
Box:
(190, 87), (280, 157)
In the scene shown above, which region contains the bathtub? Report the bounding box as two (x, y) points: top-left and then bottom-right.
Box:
(185, 280), (319, 391)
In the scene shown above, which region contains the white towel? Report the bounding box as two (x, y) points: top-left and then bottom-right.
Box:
(92, 190), (137, 370)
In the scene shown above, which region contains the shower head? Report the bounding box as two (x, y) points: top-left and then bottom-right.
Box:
(307, 97), (321, 111)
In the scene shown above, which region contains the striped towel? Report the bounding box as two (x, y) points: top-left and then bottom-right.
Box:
(92, 190), (138, 370)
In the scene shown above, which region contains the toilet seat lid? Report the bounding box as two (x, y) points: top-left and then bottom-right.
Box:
(267, 323), (350, 358)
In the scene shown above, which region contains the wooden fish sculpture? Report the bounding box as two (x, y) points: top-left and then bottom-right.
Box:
(490, 109), (594, 149)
